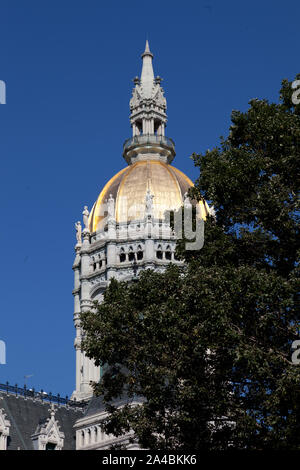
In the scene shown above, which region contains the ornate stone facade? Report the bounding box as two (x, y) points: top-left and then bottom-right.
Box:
(0, 388), (84, 450)
(31, 404), (65, 450)
(0, 407), (10, 450)
(71, 42), (210, 449)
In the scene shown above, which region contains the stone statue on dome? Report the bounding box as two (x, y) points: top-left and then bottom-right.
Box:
(107, 194), (115, 219)
(82, 206), (89, 231)
(183, 192), (192, 208)
(209, 205), (216, 219)
(145, 189), (154, 215)
(75, 221), (82, 245)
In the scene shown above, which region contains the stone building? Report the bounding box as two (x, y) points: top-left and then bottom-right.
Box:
(0, 41), (209, 450)
(72, 41), (209, 450)
(0, 384), (84, 450)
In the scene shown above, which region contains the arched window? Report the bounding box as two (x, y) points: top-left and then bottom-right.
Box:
(156, 244), (163, 260)
(119, 248), (126, 263)
(137, 245), (143, 260)
(128, 246), (135, 262)
(136, 120), (142, 135)
(45, 442), (56, 450)
(165, 245), (172, 260)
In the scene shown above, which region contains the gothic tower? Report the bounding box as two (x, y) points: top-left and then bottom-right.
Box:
(71, 41), (209, 404)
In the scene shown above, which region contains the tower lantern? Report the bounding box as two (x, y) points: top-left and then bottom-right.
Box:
(124, 40), (175, 166)
(130, 40), (167, 138)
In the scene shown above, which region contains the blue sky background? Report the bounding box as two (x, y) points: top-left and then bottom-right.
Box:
(0, 0), (299, 397)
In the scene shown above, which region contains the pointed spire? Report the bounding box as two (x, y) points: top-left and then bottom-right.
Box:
(142, 40), (153, 58)
(141, 40), (154, 98)
(127, 42), (169, 152)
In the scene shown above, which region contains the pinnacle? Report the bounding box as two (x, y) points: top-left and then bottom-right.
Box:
(142, 39), (153, 58)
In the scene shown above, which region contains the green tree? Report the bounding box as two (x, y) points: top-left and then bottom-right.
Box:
(81, 76), (300, 450)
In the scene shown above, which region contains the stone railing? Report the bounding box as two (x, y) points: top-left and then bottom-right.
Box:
(123, 134), (175, 153)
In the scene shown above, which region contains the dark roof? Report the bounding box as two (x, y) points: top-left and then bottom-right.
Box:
(0, 392), (85, 450)
(83, 393), (143, 418)
(83, 395), (106, 417)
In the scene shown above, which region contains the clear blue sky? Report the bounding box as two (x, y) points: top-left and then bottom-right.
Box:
(0, 0), (299, 397)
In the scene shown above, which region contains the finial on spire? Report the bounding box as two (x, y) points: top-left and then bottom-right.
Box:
(140, 40), (154, 96)
(142, 40), (153, 58)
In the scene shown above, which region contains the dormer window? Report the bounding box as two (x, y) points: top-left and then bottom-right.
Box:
(31, 404), (64, 450)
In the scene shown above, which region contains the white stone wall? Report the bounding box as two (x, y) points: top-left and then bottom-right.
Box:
(74, 405), (140, 450)
(71, 214), (183, 402)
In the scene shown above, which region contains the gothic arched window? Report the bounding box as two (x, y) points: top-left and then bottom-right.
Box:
(119, 248), (126, 263)
(156, 245), (163, 260)
(165, 245), (172, 260)
(137, 245), (143, 260)
(128, 246), (135, 262)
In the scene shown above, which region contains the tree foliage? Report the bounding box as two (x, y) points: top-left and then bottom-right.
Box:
(81, 76), (300, 450)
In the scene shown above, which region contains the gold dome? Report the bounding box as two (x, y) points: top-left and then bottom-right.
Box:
(88, 160), (209, 233)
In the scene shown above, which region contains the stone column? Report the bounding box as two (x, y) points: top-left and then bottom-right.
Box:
(145, 215), (154, 264)
(150, 118), (154, 134)
(79, 230), (95, 398)
(107, 216), (117, 280)
(72, 245), (83, 400)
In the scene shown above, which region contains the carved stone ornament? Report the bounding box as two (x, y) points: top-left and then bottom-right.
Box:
(0, 407), (10, 450)
(82, 206), (90, 231)
(31, 404), (65, 450)
(75, 221), (82, 245)
(145, 189), (154, 215)
(107, 194), (115, 219)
